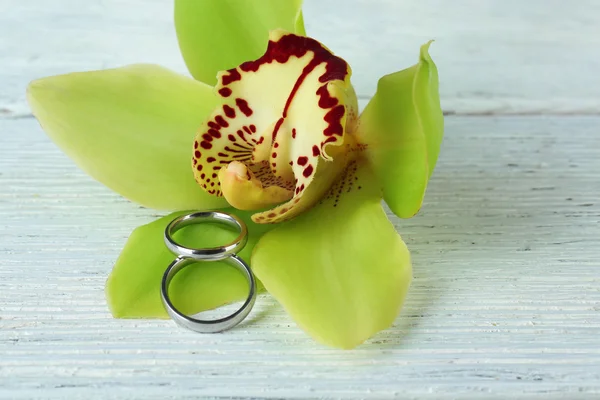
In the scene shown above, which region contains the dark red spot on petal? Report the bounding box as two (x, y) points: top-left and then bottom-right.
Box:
(312, 145), (320, 156)
(208, 121), (221, 131)
(292, 128), (297, 139)
(215, 115), (229, 128)
(201, 141), (212, 150)
(201, 173), (206, 179)
(228, 134), (236, 142)
(274, 142), (279, 148)
(221, 69), (241, 85)
(219, 87), (232, 97)
(236, 98), (253, 117)
(207, 157), (216, 163)
(202, 134), (213, 142)
(212, 173), (217, 178)
(194, 141), (198, 149)
(303, 165), (314, 177)
(223, 105), (236, 118)
(196, 164), (203, 171)
(297, 156), (308, 166)
(194, 151), (201, 158)
(272, 152), (277, 158)
(250, 124), (256, 133)
(267, 213), (276, 218)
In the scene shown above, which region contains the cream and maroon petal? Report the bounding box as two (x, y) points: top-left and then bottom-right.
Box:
(192, 30), (352, 220)
(192, 29), (353, 222)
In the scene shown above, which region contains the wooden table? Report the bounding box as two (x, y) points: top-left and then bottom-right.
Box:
(1, 1), (599, 398)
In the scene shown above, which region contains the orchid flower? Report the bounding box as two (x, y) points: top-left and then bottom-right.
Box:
(26, 0), (443, 349)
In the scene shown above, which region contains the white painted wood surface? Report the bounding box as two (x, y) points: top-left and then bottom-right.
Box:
(2, 116), (599, 398)
(1, 0), (600, 116)
(1, 1), (600, 398)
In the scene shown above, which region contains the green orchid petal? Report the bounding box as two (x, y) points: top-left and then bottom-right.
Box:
(251, 160), (412, 349)
(27, 64), (228, 211)
(174, 0), (306, 85)
(106, 209), (274, 318)
(358, 42), (444, 218)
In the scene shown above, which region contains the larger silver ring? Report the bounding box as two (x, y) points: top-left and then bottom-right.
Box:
(161, 255), (257, 333)
(164, 211), (248, 261)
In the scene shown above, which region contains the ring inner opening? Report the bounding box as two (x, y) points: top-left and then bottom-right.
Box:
(168, 259), (251, 321)
(172, 220), (240, 250)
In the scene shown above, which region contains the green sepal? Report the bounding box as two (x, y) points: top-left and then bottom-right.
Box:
(27, 64), (228, 211)
(106, 209), (274, 318)
(358, 42), (444, 218)
(251, 161), (412, 349)
(174, 0), (306, 85)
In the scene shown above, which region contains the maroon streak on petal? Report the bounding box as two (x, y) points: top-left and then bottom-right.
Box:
(239, 34), (347, 83)
(323, 105), (345, 136)
(272, 117), (284, 141)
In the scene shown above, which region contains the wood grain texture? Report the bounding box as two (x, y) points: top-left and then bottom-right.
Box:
(1, 116), (599, 398)
(1, 0), (600, 117)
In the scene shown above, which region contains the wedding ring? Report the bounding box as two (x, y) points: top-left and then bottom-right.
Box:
(164, 211), (248, 261)
(161, 255), (257, 333)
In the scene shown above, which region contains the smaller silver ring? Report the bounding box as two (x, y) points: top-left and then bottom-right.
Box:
(164, 211), (248, 261)
(161, 255), (257, 333)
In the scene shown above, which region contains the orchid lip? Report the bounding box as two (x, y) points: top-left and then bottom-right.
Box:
(192, 30), (356, 224)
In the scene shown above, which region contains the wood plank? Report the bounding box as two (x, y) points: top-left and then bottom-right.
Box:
(1, 116), (599, 398)
(1, 0), (599, 116)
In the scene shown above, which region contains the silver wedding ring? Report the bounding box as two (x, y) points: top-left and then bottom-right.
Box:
(164, 211), (248, 261)
(161, 255), (256, 333)
(161, 211), (256, 333)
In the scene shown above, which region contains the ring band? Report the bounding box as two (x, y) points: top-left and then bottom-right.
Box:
(164, 211), (248, 261)
(161, 255), (257, 333)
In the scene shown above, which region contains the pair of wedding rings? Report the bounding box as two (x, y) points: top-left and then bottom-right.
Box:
(161, 211), (256, 333)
